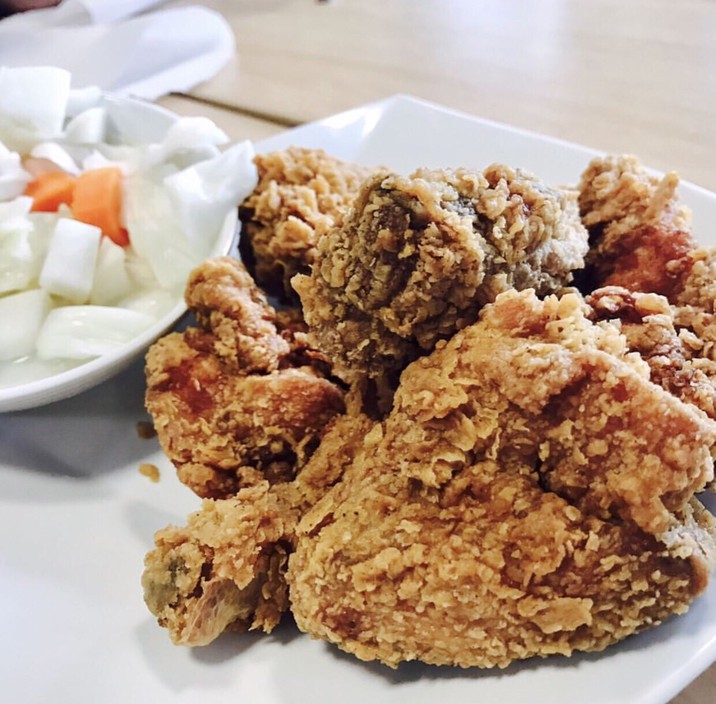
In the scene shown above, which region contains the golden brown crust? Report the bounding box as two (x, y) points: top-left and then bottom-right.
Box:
(676, 247), (716, 312)
(142, 413), (374, 645)
(142, 481), (298, 645)
(582, 224), (696, 299)
(587, 287), (716, 421)
(145, 256), (345, 499)
(294, 165), (588, 385)
(184, 256), (290, 373)
(288, 290), (716, 668)
(576, 155), (716, 424)
(238, 147), (376, 299)
(578, 154), (691, 238)
(577, 159), (716, 420)
(577, 155), (697, 297)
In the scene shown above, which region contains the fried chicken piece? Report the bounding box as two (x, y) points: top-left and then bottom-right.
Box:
(579, 154), (691, 238)
(142, 413), (373, 645)
(577, 155), (696, 297)
(142, 478), (297, 645)
(578, 157), (716, 420)
(293, 164), (588, 386)
(288, 289), (716, 669)
(238, 147), (376, 299)
(145, 256), (345, 499)
(588, 287), (716, 421)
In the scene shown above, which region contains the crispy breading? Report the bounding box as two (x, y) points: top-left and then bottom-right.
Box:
(142, 480), (297, 645)
(577, 155), (696, 297)
(145, 257), (345, 498)
(184, 256), (290, 373)
(578, 154), (691, 238)
(238, 147), (376, 299)
(578, 157), (716, 425)
(288, 290), (716, 668)
(588, 287), (716, 421)
(675, 247), (716, 312)
(142, 414), (373, 645)
(294, 165), (588, 385)
(581, 223), (695, 299)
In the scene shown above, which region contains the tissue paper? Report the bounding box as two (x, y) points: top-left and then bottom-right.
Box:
(0, 0), (235, 99)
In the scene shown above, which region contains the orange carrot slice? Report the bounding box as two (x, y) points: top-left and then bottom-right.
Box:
(71, 167), (129, 247)
(24, 171), (77, 212)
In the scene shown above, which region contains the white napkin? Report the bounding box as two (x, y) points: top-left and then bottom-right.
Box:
(0, 0), (235, 99)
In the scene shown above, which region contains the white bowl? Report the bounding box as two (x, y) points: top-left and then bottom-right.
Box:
(0, 95), (240, 412)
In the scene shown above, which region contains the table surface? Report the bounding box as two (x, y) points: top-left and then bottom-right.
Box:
(157, 2), (716, 702)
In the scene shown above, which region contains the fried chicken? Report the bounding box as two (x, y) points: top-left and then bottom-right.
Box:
(587, 287), (716, 421)
(289, 289), (716, 668)
(142, 413), (373, 645)
(142, 478), (297, 645)
(238, 147), (376, 299)
(577, 154), (697, 298)
(142, 152), (716, 671)
(293, 164), (589, 387)
(579, 154), (691, 240)
(145, 256), (345, 499)
(578, 156), (716, 424)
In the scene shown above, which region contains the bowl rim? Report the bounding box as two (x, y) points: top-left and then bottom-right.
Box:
(0, 94), (239, 412)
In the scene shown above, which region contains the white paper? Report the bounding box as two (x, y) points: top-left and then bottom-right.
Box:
(78, 0), (166, 24)
(0, 0), (235, 100)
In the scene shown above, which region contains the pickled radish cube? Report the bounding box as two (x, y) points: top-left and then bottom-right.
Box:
(0, 288), (51, 360)
(0, 195), (33, 242)
(36, 306), (154, 360)
(27, 211), (61, 261)
(39, 218), (101, 303)
(0, 194), (33, 223)
(1, 211), (59, 295)
(0, 142), (31, 200)
(0, 196), (35, 294)
(66, 86), (102, 119)
(0, 229), (32, 294)
(90, 237), (133, 305)
(0, 66), (71, 145)
(63, 106), (107, 146)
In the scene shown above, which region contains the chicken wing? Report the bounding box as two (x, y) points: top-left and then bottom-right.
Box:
(289, 289), (716, 668)
(142, 413), (373, 644)
(145, 256), (345, 498)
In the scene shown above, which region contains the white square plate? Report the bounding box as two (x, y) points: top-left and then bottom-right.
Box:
(1, 96), (714, 704)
